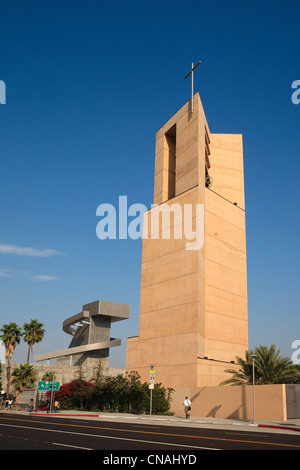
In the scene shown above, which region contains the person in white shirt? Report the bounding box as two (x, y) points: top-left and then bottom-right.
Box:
(183, 396), (191, 418)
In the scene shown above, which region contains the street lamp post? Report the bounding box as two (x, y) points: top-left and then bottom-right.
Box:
(250, 354), (256, 423)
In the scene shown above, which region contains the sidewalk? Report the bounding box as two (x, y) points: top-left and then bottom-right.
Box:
(25, 410), (300, 435)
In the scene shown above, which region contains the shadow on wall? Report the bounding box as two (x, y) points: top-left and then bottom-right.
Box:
(206, 405), (222, 417)
(191, 388), (204, 402)
(190, 385), (249, 420)
(174, 384), (290, 421)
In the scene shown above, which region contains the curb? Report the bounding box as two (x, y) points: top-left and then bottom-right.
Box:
(258, 424), (300, 433)
(30, 413), (99, 417)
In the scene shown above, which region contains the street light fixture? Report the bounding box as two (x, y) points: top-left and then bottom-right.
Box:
(250, 354), (257, 423)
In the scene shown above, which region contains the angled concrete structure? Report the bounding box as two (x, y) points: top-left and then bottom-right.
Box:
(35, 300), (130, 367)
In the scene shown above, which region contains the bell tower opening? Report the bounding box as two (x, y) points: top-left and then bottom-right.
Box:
(165, 124), (176, 199)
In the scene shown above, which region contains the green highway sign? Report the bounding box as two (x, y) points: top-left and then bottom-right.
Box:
(37, 381), (60, 391)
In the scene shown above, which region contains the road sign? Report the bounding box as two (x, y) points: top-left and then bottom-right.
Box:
(37, 381), (60, 391)
(149, 369), (155, 385)
(149, 369), (156, 415)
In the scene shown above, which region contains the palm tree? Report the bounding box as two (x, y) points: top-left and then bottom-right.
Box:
(11, 363), (37, 403)
(23, 319), (45, 363)
(0, 322), (23, 397)
(255, 345), (300, 384)
(220, 345), (300, 386)
(42, 371), (55, 381)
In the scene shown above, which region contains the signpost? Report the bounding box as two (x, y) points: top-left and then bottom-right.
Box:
(37, 380), (60, 413)
(149, 367), (155, 416)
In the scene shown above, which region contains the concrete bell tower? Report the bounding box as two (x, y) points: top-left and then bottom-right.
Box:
(126, 93), (248, 388)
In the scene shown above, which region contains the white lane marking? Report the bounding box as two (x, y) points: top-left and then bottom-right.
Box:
(53, 442), (92, 450)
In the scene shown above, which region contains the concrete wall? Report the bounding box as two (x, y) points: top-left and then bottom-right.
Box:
(286, 385), (300, 419)
(209, 133), (245, 209)
(202, 189), (248, 386)
(1, 362), (125, 397)
(171, 385), (289, 421)
(126, 186), (205, 388)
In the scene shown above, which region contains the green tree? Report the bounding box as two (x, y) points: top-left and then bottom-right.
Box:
(296, 365), (300, 384)
(91, 371), (174, 414)
(11, 363), (37, 403)
(127, 371), (147, 414)
(90, 360), (105, 386)
(151, 383), (174, 415)
(221, 345), (300, 386)
(23, 319), (45, 363)
(100, 374), (129, 412)
(0, 322), (23, 397)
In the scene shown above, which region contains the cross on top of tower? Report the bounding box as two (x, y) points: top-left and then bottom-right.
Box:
(184, 61), (201, 113)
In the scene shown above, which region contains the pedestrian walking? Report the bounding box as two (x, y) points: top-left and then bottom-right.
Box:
(46, 398), (51, 413)
(183, 396), (191, 418)
(29, 399), (34, 412)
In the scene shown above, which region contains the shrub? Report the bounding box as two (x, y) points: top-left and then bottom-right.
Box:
(52, 371), (174, 415)
(47, 379), (93, 409)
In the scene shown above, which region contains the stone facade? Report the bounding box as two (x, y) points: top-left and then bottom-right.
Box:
(1, 361), (125, 398)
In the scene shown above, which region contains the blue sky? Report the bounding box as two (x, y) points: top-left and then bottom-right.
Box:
(0, 0), (299, 368)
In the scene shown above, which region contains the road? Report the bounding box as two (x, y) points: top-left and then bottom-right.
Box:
(0, 412), (299, 453)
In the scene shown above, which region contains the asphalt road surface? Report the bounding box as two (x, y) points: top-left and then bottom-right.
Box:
(0, 412), (299, 454)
